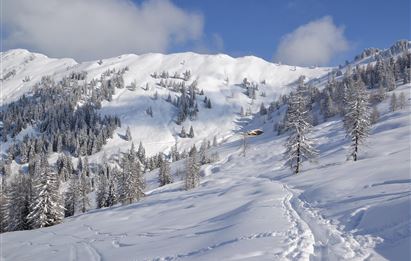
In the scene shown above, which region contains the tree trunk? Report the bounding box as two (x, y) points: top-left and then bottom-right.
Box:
(354, 135), (358, 161)
(296, 140), (300, 174)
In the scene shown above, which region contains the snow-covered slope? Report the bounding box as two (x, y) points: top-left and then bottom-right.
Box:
(0, 49), (77, 103)
(2, 83), (410, 260)
(89, 52), (330, 157)
(1, 49), (331, 157)
(346, 40), (409, 68)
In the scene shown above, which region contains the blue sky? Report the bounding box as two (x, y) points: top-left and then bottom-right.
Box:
(168, 0), (410, 65)
(2, 0), (409, 65)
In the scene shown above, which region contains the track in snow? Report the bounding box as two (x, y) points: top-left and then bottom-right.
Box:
(282, 185), (378, 261)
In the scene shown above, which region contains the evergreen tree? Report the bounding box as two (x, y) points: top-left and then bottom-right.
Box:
(170, 143), (180, 162)
(185, 152), (200, 190)
(64, 174), (79, 217)
(118, 149), (145, 205)
(199, 139), (209, 165)
(259, 103), (267, 115)
(27, 161), (64, 228)
(125, 126), (132, 141)
(0, 178), (8, 232)
(83, 156), (91, 177)
(96, 166), (108, 209)
(106, 167), (118, 207)
(188, 126), (195, 138)
(390, 93), (398, 112)
(5, 174), (31, 231)
(206, 99), (212, 109)
(159, 159), (172, 186)
(180, 126), (187, 138)
(137, 141), (146, 163)
(344, 80), (371, 161)
(284, 82), (318, 174)
(78, 170), (91, 213)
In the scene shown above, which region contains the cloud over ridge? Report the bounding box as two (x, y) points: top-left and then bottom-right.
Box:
(275, 16), (349, 66)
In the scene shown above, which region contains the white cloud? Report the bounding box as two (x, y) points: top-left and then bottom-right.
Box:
(2, 0), (204, 61)
(274, 16), (349, 66)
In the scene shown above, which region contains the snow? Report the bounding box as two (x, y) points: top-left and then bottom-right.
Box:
(2, 81), (410, 260)
(0, 49), (77, 104)
(1, 48), (331, 159)
(1, 48), (410, 260)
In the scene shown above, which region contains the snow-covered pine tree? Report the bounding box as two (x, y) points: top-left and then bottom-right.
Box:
(185, 151), (200, 190)
(199, 139), (209, 165)
(344, 79), (371, 161)
(56, 153), (74, 182)
(125, 126), (132, 141)
(5, 174), (31, 231)
(27, 158), (64, 228)
(106, 166), (118, 207)
(119, 149), (145, 205)
(284, 81), (318, 174)
(96, 165), (108, 209)
(188, 126), (195, 138)
(206, 99), (212, 109)
(259, 103), (267, 115)
(137, 141), (146, 164)
(159, 159), (172, 186)
(170, 143), (180, 162)
(78, 167), (91, 213)
(0, 178), (7, 232)
(64, 174), (79, 217)
(180, 126), (187, 138)
(390, 93), (398, 112)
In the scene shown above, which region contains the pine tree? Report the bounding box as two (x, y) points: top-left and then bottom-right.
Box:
(5, 174), (31, 231)
(118, 149), (145, 205)
(284, 82), (318, 174)
(106, 167), (118, 207)
(64, 174), (78, 217)
(125, 126), (132, 141)
(0, 178), (8, 232)
(96, 165), (108, 209)
(170, 143), (180, 162)
(27, 161), (64, 228)
(390, 93), (398, 112)
(188, 126), (195, 138)
(137, 141), (146, 163)
(344, 80), (371, 161)
(185, 151), (200, 190)
(78, 170), (90, 213)
(83, 156), (91, 177)
(199, 139), (209, 164)
(180, 126), (187, 138)
(159, 159), (172, 186)
(206, 99), (212, 109)
(259, 103), (267, 115)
